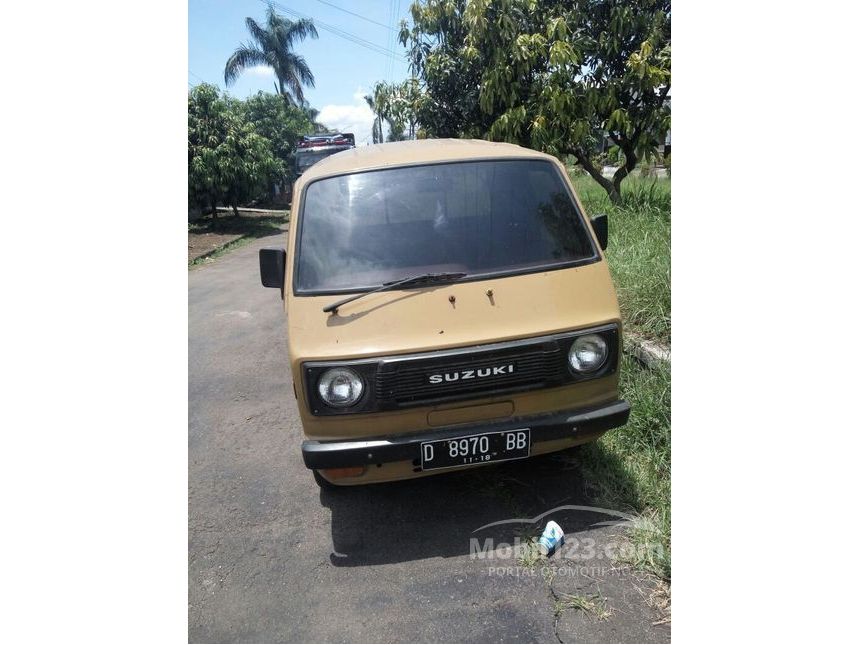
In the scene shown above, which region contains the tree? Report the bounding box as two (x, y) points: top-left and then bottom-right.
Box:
(365, 80), (420, 142)
(364, 93), (383, 143)
(224, 3), (318, 107)
(188, 84), (283, 216)
(241, 92), (314, 187)
(399, 0), (497, 138)
(394, 77), (422, 140)
(364, 82), (402, 143)
(388, 120), (407, 142)
(403, 0), (671, 203)
(299, 101), (327, 133)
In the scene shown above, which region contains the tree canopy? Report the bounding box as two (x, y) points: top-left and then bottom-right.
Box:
(399, 0), (494, 139)
(188, 84), (283, 215)
(240, 91), (314, 182)
(364, 79), (422, 143)
(400, 0), (671, 202)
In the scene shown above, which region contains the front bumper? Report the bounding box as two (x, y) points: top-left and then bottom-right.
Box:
(301, 399), (630, 470)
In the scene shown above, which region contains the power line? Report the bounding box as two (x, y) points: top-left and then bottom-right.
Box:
(275, 1), (399, 59)
(385, 0), (393, 80)
(391, 0), (402, 81)
(387, 0), (399, 81)
(188, 70), (208, 84)
(260, 0), (402, 61)
(312, 0), (394, 31)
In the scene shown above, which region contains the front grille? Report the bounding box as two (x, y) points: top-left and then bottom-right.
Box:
(375, 338), (567, 408)
(302, 325), (618, 415)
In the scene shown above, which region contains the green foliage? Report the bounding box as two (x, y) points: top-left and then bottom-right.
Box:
(574, 174), (671, 579)
(188, 84), (283, 212)
(240, 91), (314, 182)
(579, 354), (671, 579)
(399, 0), (497, 138)
(224, 3), (318, 106)
(572, 174), (670, 341)
(402, 0), (671, 203)
(391, 77), (423, 139)
(364, 83), (387, 144)
(604, 145), (623, 166)
(387, 120), (407, 142)
(365, 79), (421, 143)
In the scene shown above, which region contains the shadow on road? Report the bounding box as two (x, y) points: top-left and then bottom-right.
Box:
(320, 445), (637, 566)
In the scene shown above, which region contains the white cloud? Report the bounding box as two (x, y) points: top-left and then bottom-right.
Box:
(318, 89), (377, 145)
(246, 65), (274, 77)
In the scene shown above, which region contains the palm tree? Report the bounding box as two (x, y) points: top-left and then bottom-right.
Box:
(364, 82), (400, 143)
(224, 4), (318, 107)
(364, 93), (384, 144)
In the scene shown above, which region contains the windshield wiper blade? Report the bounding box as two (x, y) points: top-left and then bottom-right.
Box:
(323, 272), (467, 314)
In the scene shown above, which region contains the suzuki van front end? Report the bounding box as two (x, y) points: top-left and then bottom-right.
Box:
(260, 140), (630, 487)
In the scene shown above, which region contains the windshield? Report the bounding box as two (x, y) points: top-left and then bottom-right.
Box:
(295, 159), (598, 293)
(296, 148), (343, 173)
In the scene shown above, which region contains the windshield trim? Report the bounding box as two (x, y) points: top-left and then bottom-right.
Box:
(291, 157), (601, 297)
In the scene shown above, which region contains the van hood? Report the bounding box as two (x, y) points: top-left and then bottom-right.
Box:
(286, 262), (620, 362)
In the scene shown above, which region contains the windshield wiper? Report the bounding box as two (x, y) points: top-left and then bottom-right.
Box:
(323, 272), (467, 314)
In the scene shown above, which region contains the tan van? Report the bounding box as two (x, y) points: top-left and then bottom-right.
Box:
(260, 139), (629, 487)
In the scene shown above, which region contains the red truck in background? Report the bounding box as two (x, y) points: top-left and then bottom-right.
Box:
(273, 133), (356, 206)
(295, 133), (356, 176)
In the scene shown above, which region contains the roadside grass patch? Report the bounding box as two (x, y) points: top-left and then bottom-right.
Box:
(568, 174), (671, 582)
(571, 176), (671, 344)
(516, 538), (545, 568)
(580, 349), (671, 580)
(190, 236), (264, 267)
(188, 213), (288, 267)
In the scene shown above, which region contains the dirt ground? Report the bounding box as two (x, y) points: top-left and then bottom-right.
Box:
(188, 210), (288, 263)
(188, 232), (244, 262)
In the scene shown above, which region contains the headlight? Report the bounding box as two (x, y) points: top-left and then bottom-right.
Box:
(317, 367), (365, 407)
(568, 334), (608, 373)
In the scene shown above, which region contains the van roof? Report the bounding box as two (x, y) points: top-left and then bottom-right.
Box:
(297, 138), (553, 180)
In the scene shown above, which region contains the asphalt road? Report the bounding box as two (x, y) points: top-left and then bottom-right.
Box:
(189, 234), (670, 643)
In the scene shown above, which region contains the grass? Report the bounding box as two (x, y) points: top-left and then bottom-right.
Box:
(571, 175), (671, 344)
(568, 172), (672, 582)
(579, 355), (671, 579)
(188, 213), (288, 267)
(516, 538), (545, 568)
(554, 593), (612, 621)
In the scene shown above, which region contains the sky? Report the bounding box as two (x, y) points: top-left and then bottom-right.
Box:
(188, 0), (413, 144)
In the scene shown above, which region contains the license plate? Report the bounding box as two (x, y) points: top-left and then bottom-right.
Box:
(420, 429), (531, 471)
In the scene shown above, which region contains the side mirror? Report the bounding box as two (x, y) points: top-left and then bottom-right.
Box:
(259, 248), (286, 294)
(591, 213), (608, 250)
